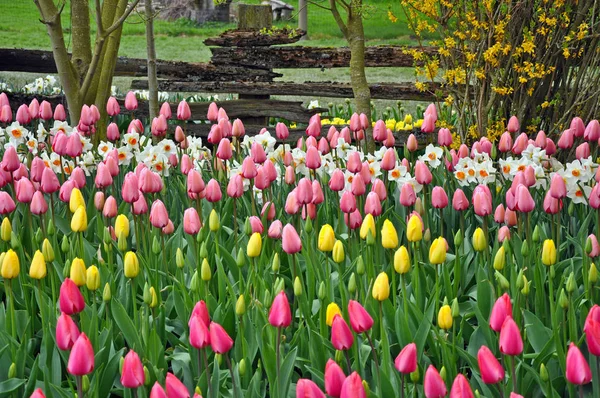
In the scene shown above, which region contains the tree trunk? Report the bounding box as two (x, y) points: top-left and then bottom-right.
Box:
(298, 0), (307, 39)
(70, 0), (92, 80)
(145, 0), (159, 118)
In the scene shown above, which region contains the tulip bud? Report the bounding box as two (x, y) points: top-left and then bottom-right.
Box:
(454, 229), (463, 247)
(143, 283), (152, 305)
(42, 239), (55, 262)
(61, 235), (70, 253)
(8, 363), (16, 378)
(294, 277), (303, 296)
(366, 229), (375, 246)
(124, 251), (139, 279)
(143, 367), (151, 386)
(209, 209), (220, 232)
(568, 201), (575, 216)
(410, 367), (420, 383)
(271, 253), (280, 272)
(372, 272), (390, 301)
(103, 228), (112, 245)
(305, 217), (313, 234)
(532, 225), (540, 243)
(541, 239), (557, 266)
(566, 272), (576, 293)
(540, 364), (549, 382)
(332, 240), (345, 263)
(586, 237), (594, 255)
(521, 275), (530, 295)
(82, 375), (90, 393)
(558, 288), (569, 309)
(176, 248), (185, 269)
(244, 218), (252, 236)
(190, 271), (200, 292)
(152, 236), (160, 255)
(590, 263), (598, 284)
(335, 350), (344, 364)
(35, 228), (43, 244)
(47, 219), (55, 236)
(437, 305), (452, 330)
(491, 143), (497, 159)
(117, 232), (128, 252)
(263, 289), (272, 308)
(149, 287), (157, 308)
(474, 390), (481, 398)
(451, 298), (459, 318)
(493, 247), (505, 271)
(199, 241), (208, 259)
(348, 273), (357, 294)
(274, 277), (285, 294)
(440, 366), (447, 381)
(318, 281), (326, 300)
(415, 198), (424, 216)
(201, 259), (211, 281)
(239, 358), (247, 376)
(9, 232), (19, 250)
(356, 256), (365, 275)
(236, 295), (246, 316)
(103, 283), (111, 302)
(521, 239), (529, 257)
(495, 270), (510, 290)
(236, 248), (245, 268)
(1, 218), (11, 242)
(472, 228), (486, 251)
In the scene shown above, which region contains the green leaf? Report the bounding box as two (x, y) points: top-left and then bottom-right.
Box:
(0, 378), (25, 395)
(523, 310), (552, 353)
(279, 347), (298, 398)
(111, 299), (144, 355)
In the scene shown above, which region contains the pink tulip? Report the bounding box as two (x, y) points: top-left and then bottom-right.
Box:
(571, 117), (586, 137)
(53, 104), (66, 121)
(57, 180), (75, 203)
(421, 114), (435, 133)
(395, 342), (417, 374)
(364, 192), (382, 216)
(241, 157), (257, 179)
(415, 161), (432, 185)
(162, 219), (175, 235)
(406, 134), (418, 152)
(585, 120), (600, 141)
(261, 202), (276, 221)
(340, 372), (366, 398)
(59, 278), (85, 315)
(424, 365), (447, 398)
(31, 388), (46, 398)
(183, 208), (201, 235)
(438, 128), (452, 146)
(431, 186), (448, 209)
(372, 120), (387, 142)
(351, 174), (366, 196)
(65, 133), (83, 157)
(331, 315), (354, 350)
(166, 373), (190, 398)
(2, 146), (20, 172)
(344, 209), (363, 230)
(121, 350), (145, 388)
(478, 345), (504, 384)
(150, 382), (167, 398)
(275, 122), (289, 140)
(348, 300), (373, 333)
(329, 169), (345, 191)
(515, 185), (535, 213)
(204, 179), (222, 203)
(56, 312), (80, 351)
(285, 191), (301, 215)
(558, 129), (574, 149)
(349, 113), (360, 132)
(450, 374), (474, 398)
(251, 142), (267, 164)
(102, 196), (117, 218)
(15, 178), (34, 203)
(282, 224), (302, 254)
(186, 169), (205, 195)
(226, 174), (244, 198)
(340, 191), (357, 213)
(269, 291), (292, 328)
(576, 142), (591, 159)
(268, 220), (283, 239)
(16, 104), (31, 124)
(325, 359), (345, 397)
(125, 91), (138, 111)
(30, 191), (48, 215)
(507, 116), (520, 133)
(0, 104), (12, 123)
(149, 200), (169, 228)
(494, 204), (505, 224)
(306, 121), (321, 138)
(94, 191), (105, 211)
(450, 189), (468, 211)
(499, 316), (523, 356)
(39, 100), (53, 120)
(176, 100), (191, 120)
(121, 173), (140, 203)
(67, 333), (94, 375)
(490, 293), (512, 332)
(511, 133), (528, 155)
(209, 322), (234, 354)
(94, 163), (112, 189)
(371, 179), (387, 201)
(380, 148), (396, 171)
(189, 312), (211, 349)
(473, 186), (492, 216)
(498, 132), (513, 152)
(312, 180), (324, 205)
(566, 343), (592, 385)
(549, 173), (567, 199)
(297, 379), (326, 398)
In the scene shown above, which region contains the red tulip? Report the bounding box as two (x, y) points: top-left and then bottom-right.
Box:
(477, 345), (504, 384)
(67, 333), (94, 375)
(449, 374), (474, 398)
(121, 349), (145, 388)
(56, 312), (80, 351)
(394, 342), (417, 374)
(499, 317), (523, 356)
(269, 291), (292, 328)
(166, 372), (190, 398)
(347, 300), (373, 334)
(490, 293), (512, 332)
(424, 365), (447, 398)
(209, 322), (233, 354)
(296, 379), (326, 398)
(150, 382), (168, 398)
(325, 359), (345, 397)
(59, 278), (85, 315)
(340, 372), (366, 398)
(566, 343), (592, 385)
(331, 315), (354, 351)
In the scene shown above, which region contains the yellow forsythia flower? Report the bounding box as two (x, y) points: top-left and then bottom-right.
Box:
(542, 239), (557, 266)
(115, 215), (130, 238)
(372, 272), (390, 301)
(124, 251), (140, 278)
(247, 232), (262, 258)
(438, 305), (453, 330)
(407, 215), (423, 242)
(71, 206), (88, 232)
(332, 240), (345, 263)
(381, 220), (399, 249)
(472, 228), (487, 252)
(86, 265), (100, 291)
(326, 302), (342, 326)
(69, 188), (85, 213)
(209, 209), (220, 232)
(318, 224), (335, 252)
(493, 247), (506, 271)
(29, 250), (47, 280)
(360, 214), (376, 240)
(429, 237), (447, 265)
(1, 249), (19, 279)
(394, 246), (410, 274)
(1, 218), (11, 242)
(70, 257), (87, 287)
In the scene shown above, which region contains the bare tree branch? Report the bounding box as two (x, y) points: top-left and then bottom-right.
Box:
(329, 0), (348, 38)
(95, 0), (104, 35)
(104, 0), (142, 37)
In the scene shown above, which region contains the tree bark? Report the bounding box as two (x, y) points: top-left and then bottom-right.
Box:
(70, 0), (92, 81)
(298, 0), (308, 39)
(145, 0), (159, 118)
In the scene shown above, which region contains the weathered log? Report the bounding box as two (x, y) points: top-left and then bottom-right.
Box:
(3, 92), (324, 123)
(203, 28), (305, 47)
(237, 4), (272, 29)
(132, 80), (443, 101)
(210, 45), (438, 69)
(0, 48), (281, 81)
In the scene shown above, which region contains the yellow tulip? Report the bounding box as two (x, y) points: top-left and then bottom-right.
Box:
(1, 218), (12, 242)
(437, 305), (453, 330)
(86, 265), (100, 291)
(149, 287), (158, 308)
(394, 246), (410, 274)
(318, 224), (335, 252)
(542, 239), (557, 266)
(381, 219), (399, 249)
(372, 272), (390, 301)
(360, 214), (376, 240)
(472, 228), (487, 252)
(326, 302), (342, 326)
(209, 209), (220, 232)
(124, 251), (139, 278)
(115, 215), (130, 238)
(201, 258), (212, 281)
(71, 206), (88, 232)
(332, 240), (345, 263)
(407, 215), (423, 242)
(236, 295), (246, 316)
(493, 247), (506, 271)
(1, 249), (20, 279)
(69, 188), (85, 213)
(70, 257), (87, 287)
(247, 232), (262, 258)
(429, 237), (447, 265)
(29, 250), (47, 280)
